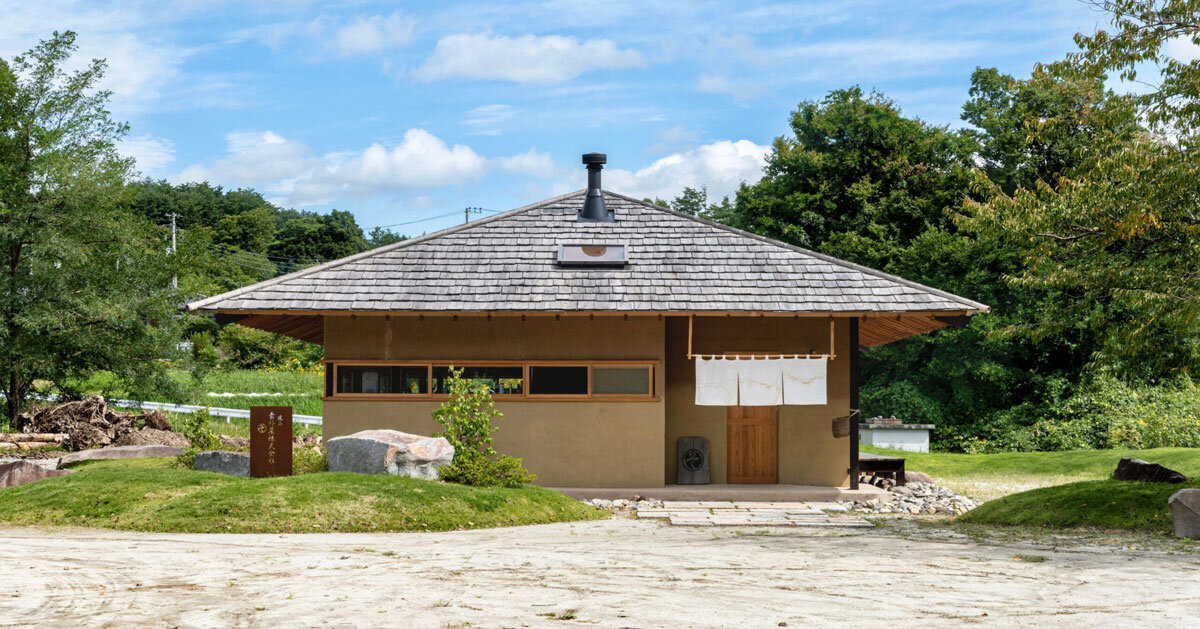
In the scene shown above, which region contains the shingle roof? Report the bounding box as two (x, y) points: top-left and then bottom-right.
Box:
(186, 190), (989, 314)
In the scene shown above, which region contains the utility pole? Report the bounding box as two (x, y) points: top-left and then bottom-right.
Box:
(168, 212), (179, 289)
(464, 207), (486, 224)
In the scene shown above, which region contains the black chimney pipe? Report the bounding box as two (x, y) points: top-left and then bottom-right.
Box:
(579, 153), (611, 222)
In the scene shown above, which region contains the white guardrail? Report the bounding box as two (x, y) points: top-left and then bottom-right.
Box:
(107, 399), (323, 426)
(4, 394), (323, 426)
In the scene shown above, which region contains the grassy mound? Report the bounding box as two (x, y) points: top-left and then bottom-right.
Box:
(863, 446), (1200, 480)
(862, 445), (1200, 502)
(0, 458), (607, 533)
(958, 478), (1197, 533)
(859, 445), (1200, 532)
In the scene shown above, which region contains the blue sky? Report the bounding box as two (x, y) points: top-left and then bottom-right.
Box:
(2, 0), (1110, 235)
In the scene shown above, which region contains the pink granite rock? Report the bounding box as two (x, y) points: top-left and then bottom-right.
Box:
(326, 430), (454, 480)
(57, 444), (184, 467)
(0, 460), (72, 488)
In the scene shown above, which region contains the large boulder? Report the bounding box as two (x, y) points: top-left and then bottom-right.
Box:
(0, 457), (61, 471)
(326, 430), (454, 480)
(904, 470), (934, 484)
(1169, 489), (1200, 539)
(57, 444), (184, 468)
(0, 460), (72, 488)
(193, 451), (250, 477)
(1113, 458), (1188, 483)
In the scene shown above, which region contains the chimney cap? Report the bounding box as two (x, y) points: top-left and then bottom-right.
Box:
(582, 153), (607, 165)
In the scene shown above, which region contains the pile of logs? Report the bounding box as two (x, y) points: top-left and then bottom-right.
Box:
(15, 395), (173, 451)
(0, 433), (67, 451)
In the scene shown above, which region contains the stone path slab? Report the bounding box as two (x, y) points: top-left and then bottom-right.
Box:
(642, 501), (871, 528)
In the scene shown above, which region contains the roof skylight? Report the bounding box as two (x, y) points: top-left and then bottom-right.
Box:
(557, 244), (627, 267)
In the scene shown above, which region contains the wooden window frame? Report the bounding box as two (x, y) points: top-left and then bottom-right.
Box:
(322, 359), (658, 402)
(331, 363), (432, 399)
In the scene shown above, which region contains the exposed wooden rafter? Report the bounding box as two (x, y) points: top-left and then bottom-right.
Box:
(231, 314), (324, 344)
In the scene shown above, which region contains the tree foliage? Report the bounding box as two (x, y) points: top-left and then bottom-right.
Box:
(733, 87), (977, 270)
(1065, 0), (1200, 133)
(965, 0), (1200, 381)
(717, 61), (1153, 448)
(0, 32), (184, 426)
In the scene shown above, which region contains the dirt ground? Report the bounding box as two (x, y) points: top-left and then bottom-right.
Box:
(1, 518), (1198, 628)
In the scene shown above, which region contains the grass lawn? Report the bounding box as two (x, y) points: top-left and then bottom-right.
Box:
(864, 445), (1200, 501)
(957, 477), (1197, 533)
(862, 446), (1200, 534)
(72, 369), (324, 416)
(194, 369), (323, 416)
(0, 458), (607, 533)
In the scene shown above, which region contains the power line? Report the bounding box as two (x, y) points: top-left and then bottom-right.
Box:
(365, 209), (464, 230)
(366, 207), (502, 230)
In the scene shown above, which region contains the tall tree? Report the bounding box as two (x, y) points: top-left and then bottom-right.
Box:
(0, 32), (182, 426)
(962, 67), (1138, 194)
(732, 87), (977, 270)
(270, 209), (368, 262)
(965, 0), (1200, 379)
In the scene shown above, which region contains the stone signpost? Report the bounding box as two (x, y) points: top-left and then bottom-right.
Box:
(250, 406), (292, 478)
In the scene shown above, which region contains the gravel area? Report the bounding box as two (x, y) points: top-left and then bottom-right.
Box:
(2, 519), (1198, 627)
(843, 481), (982, 515)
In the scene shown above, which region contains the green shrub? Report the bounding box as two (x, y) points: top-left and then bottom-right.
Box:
(293, 446), (329, 475)
(190, 331), (221, 382)
(1061, 377), (1200, 449)
(440, 453), (536, 488)
(175, 408), (221, 451)
(174, 448), (198, 469)
(433, 366), (536, 487)
(215, 324), (322, 370)
(995, 377), (1200, 452)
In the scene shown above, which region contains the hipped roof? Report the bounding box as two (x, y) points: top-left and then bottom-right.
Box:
(187, 190), (989, 320)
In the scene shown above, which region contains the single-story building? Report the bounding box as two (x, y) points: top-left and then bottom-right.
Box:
(187, 154), (987, 490)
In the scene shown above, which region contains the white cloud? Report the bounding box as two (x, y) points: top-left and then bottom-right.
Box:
(693, 34), (985, 103)
(119, 134), (176, 175)
(0, 3), (252, 114)
(646, 125), (700, 155)
(234, 10), (415, 57)
(1166, 36), (1200, 62)
(175, 129), (489, 206)
(602, 140), (769, 202)
(0, 9), (187, 114)
(498, 148), (557, 178)
(462, 104), (515, 135)
(331, 11), (415, 55)
(463, 104), (514, 126)
(696, 74), (769, 102)
(414, 33), (645, 83)
(82, 32), (184, 111)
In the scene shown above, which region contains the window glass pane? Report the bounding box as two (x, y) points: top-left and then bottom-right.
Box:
(530, 366), (589, 395)
(325, 366), (334, 397)
(432, 366), (523, 395)
(593, 367), (650, 395)
(337, 366), (427, 394)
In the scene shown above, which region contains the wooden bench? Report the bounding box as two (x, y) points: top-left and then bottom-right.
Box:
(858, 453), (906, 486)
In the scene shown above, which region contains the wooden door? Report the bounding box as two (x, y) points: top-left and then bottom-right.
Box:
(727, 406), (778, 484)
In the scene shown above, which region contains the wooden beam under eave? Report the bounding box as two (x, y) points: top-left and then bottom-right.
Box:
(859, 316), (948, 347)
(234, 314), (325, 345)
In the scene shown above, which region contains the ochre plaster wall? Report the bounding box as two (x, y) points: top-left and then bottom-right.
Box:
(322, 315), (665, 488)
(663, 316), (852, 487)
